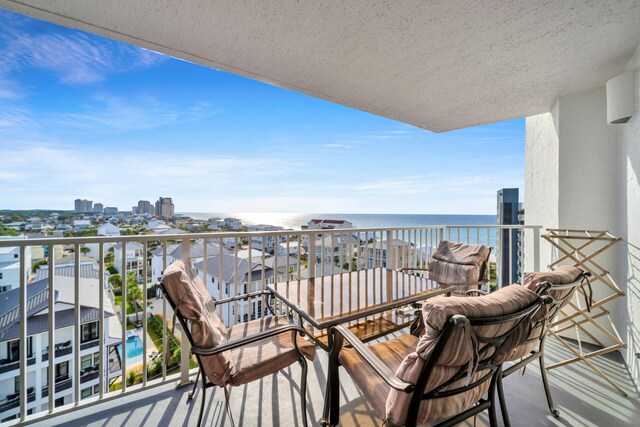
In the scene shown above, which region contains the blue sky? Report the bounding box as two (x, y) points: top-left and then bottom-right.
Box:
(0, 9), (524, 214)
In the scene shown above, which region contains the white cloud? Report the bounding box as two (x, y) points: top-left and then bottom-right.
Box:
(0, 20), (165, 86)
(57, 95), (220, 131)
(0, 140), (297, 210)
(322, 143), (351, 149)
(0, 75), (24, 99)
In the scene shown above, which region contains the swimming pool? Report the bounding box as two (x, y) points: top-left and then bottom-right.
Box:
(116, 335), (144, 363)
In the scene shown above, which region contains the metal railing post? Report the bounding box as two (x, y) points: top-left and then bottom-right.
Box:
(178, 238), (191, 387)
(307, 235), (316, 279)
(19, 246), (26, 422)
(385, 230), (395, 270)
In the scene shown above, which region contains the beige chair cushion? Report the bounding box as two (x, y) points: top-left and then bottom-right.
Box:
(339, 334), (419, 420)
(522, 265), (583, 291)
(162, 258), (235, 386)
(509, 265), (584, 360)
(428, 241), (491, 295)
(228, 315), (316, 386)
(431, 240), (491, 266)
(386, 285), (539, 425)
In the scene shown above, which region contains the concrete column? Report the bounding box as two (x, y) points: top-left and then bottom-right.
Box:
(618, 43), (640, 384)
(524, 85), (620, 346)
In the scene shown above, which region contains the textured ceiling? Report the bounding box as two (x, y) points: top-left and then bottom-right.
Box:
(2, 0), (640, 132)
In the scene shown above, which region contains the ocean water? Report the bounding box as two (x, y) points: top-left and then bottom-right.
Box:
(180, 213), (499, 247)
(181, 212), (497, 231)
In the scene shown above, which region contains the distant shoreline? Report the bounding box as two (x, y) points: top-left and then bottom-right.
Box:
(180, 212), (497, 230)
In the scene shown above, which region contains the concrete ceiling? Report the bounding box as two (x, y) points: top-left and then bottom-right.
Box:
(2, 0), (640, 132)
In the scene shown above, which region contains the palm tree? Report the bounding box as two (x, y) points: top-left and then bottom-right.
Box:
(108, 273), (122, 288)
(127, 284), (143, 323)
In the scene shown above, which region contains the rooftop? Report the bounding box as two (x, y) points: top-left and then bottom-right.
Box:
(0, 276), (117, 342)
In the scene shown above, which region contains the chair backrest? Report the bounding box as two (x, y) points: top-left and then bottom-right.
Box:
(506, 265), (587, 360)
(428, 240), (491, 292)
(161, 258), (235, 386)
(387, 285), (543, 425)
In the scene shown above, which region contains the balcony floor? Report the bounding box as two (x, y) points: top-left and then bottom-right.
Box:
(31, 334), (639, 427)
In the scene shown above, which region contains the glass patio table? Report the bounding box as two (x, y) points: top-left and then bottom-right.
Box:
(267, 267), (453, 425)
(268, 267), (453, 348)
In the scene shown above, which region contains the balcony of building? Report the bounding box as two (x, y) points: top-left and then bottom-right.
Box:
(0, 0), (639, 426)
(0, 224), (636, 425)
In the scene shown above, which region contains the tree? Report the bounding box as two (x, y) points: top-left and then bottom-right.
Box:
(32, 259), (48, 274)
(0, 225), (20, 237)
(105, 249), (114, 264)
(126, 369), (137, 386)
(126, 271), (142, 322)
(109, 273), (122, 288)
(170, 347), (181, 367)
(127, 284), (143, 323)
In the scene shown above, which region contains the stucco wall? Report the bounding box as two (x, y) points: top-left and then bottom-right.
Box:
(620, 42), (640, 384)
(557, 87), (619, 229)
(525, 59), (635, 379)
(524, 101), (560, 271)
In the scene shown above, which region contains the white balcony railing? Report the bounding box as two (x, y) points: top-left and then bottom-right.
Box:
(0, 224), (540, 424)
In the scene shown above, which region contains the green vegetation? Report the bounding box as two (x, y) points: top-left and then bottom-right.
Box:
(31, 259), (48, 274)
(147, 315), (181, 356)
(105, 249), (114, 265)
(0, 209), (76, 222)
(127, 284), (143, 323)
(63, 228), (98, 237)
(114, 295), (152, 314)
(0, 225), (20, 236)
(121, 228), (144, 235)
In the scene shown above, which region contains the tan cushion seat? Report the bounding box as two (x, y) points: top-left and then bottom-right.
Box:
(389, 285), (539, 425)
(428, 240), (491, 295)
(338, 285), (539, 426)
(162, 258), (316, 388)
(162, 258), (235, 386)
(338, 334), (418, 420)
(228, 315), (316, 386)
(522, 265), (583, 291)
(508, 265), (584, 361)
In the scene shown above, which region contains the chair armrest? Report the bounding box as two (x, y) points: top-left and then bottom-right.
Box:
(465, 289), (489, 296)
(213, 290), (270, 307)
(398, 267), (429, 272)
(332, 325), (414, 393)
(192, 324), (307, 356)
(440, 279), (488, 287)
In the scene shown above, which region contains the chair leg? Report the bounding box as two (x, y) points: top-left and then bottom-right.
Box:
(299, 357), (309, 427)
(197, 371), (206, 427)
(539, 351), (560, 418)
(487, 369), (500, 427)
(223, 385), (236, 427)
(188, 369), (201, 400)
(497, 373), (511, 427)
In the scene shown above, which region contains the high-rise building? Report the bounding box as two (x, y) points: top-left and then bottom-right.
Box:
(74, 199), (93, 212)
(155, 197), (175, 218)
(94, 203), (104, 213)
(104, 207), (118, 215)
(137, 200), (154, 215)
(497, 188), (520, 286)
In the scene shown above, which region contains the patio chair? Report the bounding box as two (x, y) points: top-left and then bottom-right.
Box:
(497, 265), (589, 421)
(328, 284), (547, 426)
(401, 240), (492, 296)
(161, 258), (316, 427)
